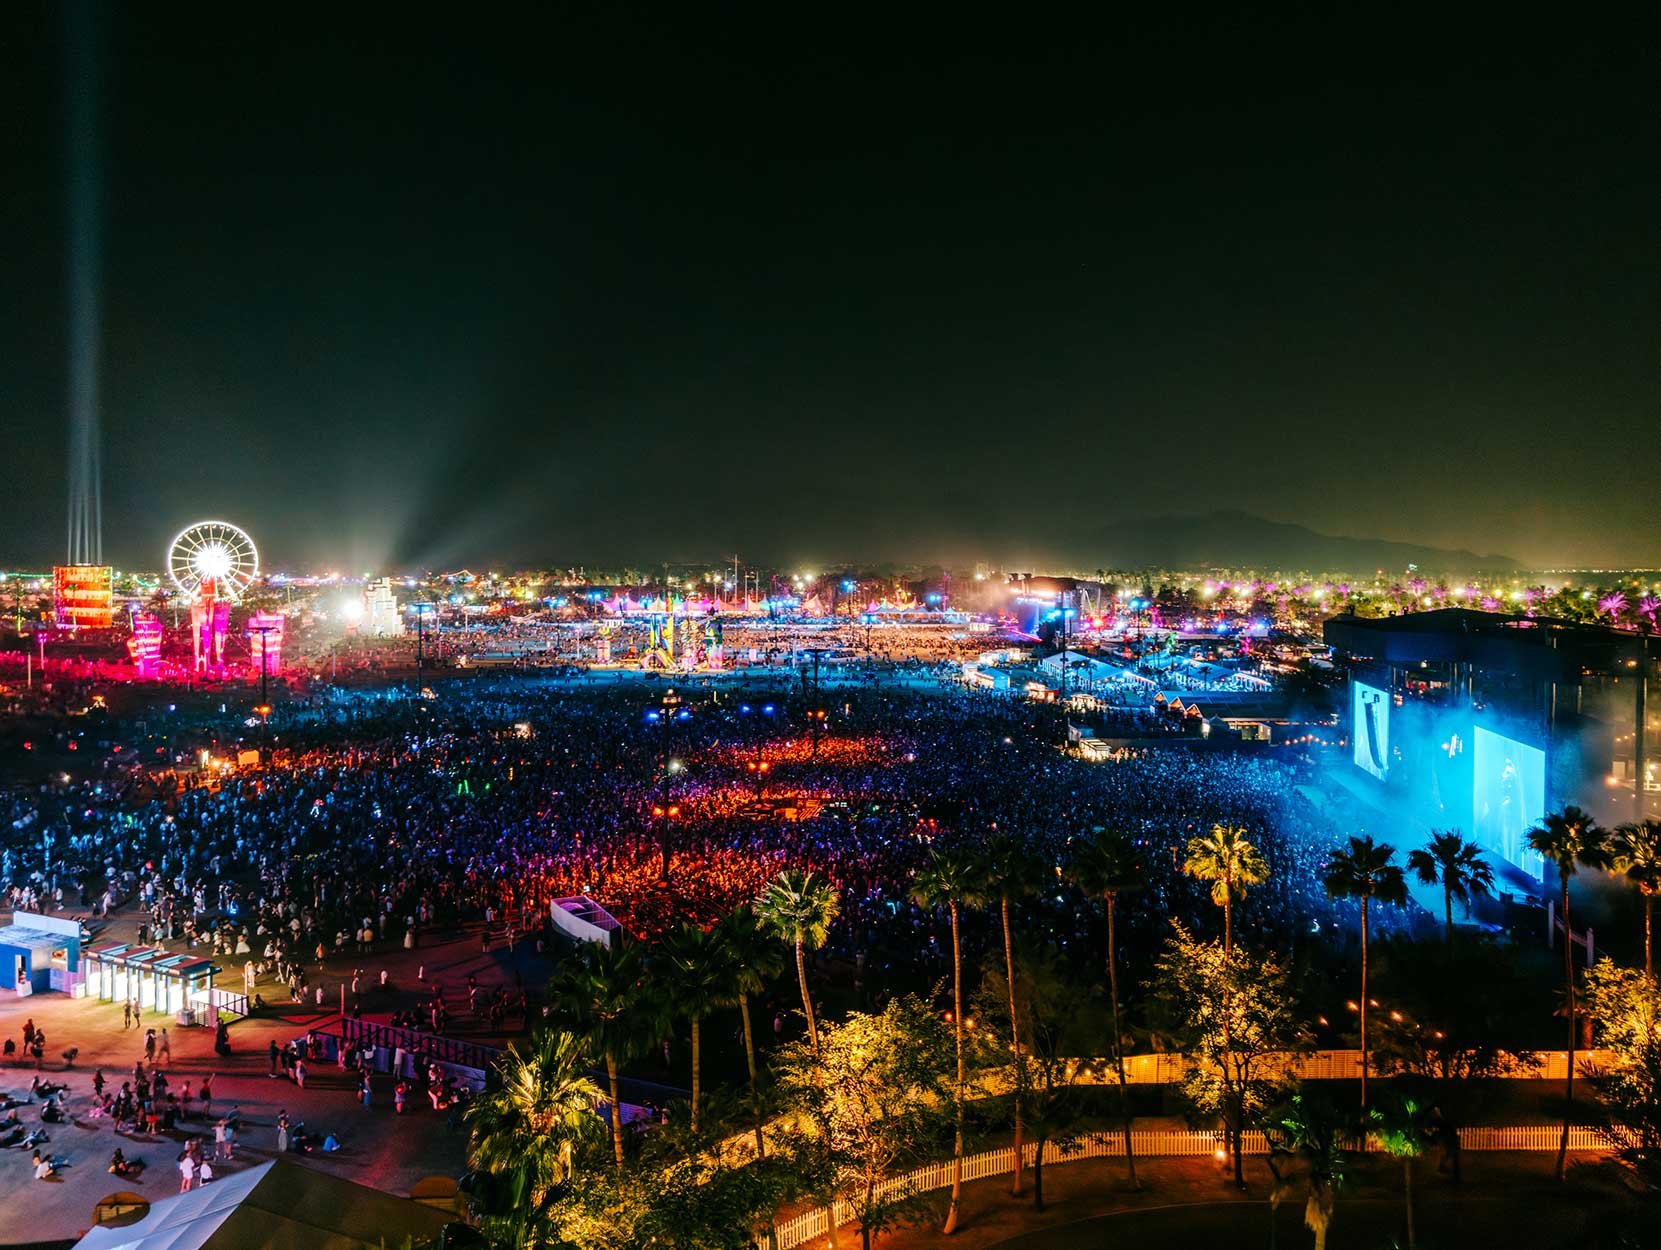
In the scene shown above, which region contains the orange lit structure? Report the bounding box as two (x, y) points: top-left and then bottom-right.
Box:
(52, 564), (113, 629)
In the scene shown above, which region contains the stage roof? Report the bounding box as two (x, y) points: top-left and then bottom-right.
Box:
(1324, 608), (1655, 679)
(72, 1159), (450, 1250)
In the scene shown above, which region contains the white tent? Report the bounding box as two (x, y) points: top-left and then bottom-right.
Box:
(73, 1159), (451, 1250)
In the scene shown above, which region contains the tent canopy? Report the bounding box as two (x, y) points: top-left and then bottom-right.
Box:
(72, 1159), (451, 1250)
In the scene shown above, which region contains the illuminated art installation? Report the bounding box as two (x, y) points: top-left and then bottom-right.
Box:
(127, 612), (162, 679)
(167, 521), (259, 674)
(640, 604), (724, 671)
(364, 578), (404, 637)
(53, 564), (114, 629)
(247, 610), (285, 677)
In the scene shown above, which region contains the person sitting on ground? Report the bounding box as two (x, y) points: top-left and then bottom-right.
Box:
(32, 1150), (54, 1180)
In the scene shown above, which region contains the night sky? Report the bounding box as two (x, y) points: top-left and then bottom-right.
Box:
(4, 7), (1657, 572)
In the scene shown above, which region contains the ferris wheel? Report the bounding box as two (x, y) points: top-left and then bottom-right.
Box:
(167, 520), (260, 602)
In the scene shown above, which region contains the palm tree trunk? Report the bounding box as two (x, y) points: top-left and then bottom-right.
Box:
(1645, 894), (1654, 980)
(739, 993), (758, 1084)
(1002, 895), (1023, 1196)
(1223, 888), (1233, 955)
(1032, 1136), (1047, 1211)
(1107, 892), (1137, 1188)
(690, 1014), (702, 1133)
(739, 992), (768, 1162)
(1403, 1156), (1416, 1250)
(1444, 885), (1454, 944)
(606, 1051), (625, 1169)
(944, 901), (963, 1235)
(1360, 897), (1370, 1111)
(796, 937), (819, 1057)
(1557, 875), (1574, 1181)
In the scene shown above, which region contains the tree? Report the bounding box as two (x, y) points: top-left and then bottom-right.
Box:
(712, 905), (784, 1153)
(1527, 804), (1612, 1180)
(1184, 822), (1269, 954)
(1370, 1092), (1436, 1250)
(1152, 922), (1308, 1188)
(1580, 960), (1661, 1182)
(756, 870), (840, 1058)
(659, 920), (729, 1133)
(1407, 830), (1495, 944)
(977, 947), (1110, 1211)
(910, 848), (985, 1235)
(464, 1030), (603, 1246)
(1371, 934), (1541, 1183)
(1262, 1091), (1351, 1250)
(978, 834), (1045, 1196)
(1322, 835), (1407, 1108)
(1613, 820), (1661, 979)
(547, 940), (660, 1169)
(1069, 827), (1146, 1188)
(774, 995), (957, 1250)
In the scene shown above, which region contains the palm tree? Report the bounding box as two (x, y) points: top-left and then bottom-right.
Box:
(1323, 835), (1407, 1109)
(658, 920), (727, 1133)
(980, 834), (1046, 1195)
(1069, 827), (1145, 1189)
(712, 905), (784, 1089)
(1263, 1092), (1350, 1250)
(1370, 1092), (1435, 1250)
(547, 940), (659, 1169)
(1407, 830), (1495, 943)
(1613, 819), (1661, 978)
(1527, 804), (1612, 1180)
(465, 1030), (602, 1240)
(911, 848), (986, 1236)
(756, 869), (840, 1057)
(1184, 822), (1269, 953)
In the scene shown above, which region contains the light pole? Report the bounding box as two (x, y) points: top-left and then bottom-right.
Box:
(657, 759), (683, 881)
(411, 603), (434, 701)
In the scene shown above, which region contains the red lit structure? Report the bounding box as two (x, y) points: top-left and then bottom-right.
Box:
(248, 610), (285, 678)
(127, 612), (163, 679)
(191, 586), (231, 674)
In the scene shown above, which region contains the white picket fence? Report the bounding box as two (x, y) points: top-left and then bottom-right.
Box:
(758, 1124), (1607, 1250)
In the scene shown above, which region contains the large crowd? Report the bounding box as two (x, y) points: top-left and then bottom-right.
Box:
(1, 671), (1396, 1038)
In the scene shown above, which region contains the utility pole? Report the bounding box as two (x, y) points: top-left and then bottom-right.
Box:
(1058, 588), (1070, 746)
(412, 603), (431, 700)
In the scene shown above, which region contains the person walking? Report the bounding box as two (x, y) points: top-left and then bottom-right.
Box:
(276, 1112), (290, 1154)
(268, 1040), (279, 1077)
(123, 1001), (132, 1030)
(200, 1072), (213, 1116)
(157, 1028), (171, 1067)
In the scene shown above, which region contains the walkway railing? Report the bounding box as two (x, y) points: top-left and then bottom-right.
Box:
(338, 1017), (501, 1073)
(758, 1125), (1608, 1250)
(208, 988), (249, 1018)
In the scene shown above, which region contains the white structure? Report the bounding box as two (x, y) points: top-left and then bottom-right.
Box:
(364, 578), (403, 636)
(166, 521), (259, 602)
(550, 896), (621, 948)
